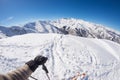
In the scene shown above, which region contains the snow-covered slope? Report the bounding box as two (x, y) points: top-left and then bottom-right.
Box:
(0, 18), (120, 44)
(24, 21), (62, 33)
(0, 33), (120, 80)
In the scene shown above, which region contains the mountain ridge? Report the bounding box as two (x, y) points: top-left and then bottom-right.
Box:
(0, 18), (120, 44)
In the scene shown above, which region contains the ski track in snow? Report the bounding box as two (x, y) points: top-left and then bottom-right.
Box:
(0, 33), (120, 80)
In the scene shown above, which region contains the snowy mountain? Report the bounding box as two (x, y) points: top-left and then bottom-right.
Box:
(0, 26), (28, 38)
(24, 21), (62, 33)
(49, 18), (120, 44)
(0, 21), (62, 38)
(0, 18), (120, 44)
(0, 33), (120, 80)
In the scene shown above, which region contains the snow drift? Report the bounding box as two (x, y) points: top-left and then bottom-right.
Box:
(0, 33), (120, 80)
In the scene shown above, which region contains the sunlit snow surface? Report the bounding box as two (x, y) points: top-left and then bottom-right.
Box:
(0, 33), (120, 80)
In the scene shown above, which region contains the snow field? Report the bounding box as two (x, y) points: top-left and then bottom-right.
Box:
(0, 33), (120, 80)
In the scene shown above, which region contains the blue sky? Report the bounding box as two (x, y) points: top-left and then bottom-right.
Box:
(0, 0), (120, 31)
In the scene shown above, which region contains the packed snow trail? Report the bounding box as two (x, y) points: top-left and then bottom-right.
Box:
(0, 33), (120, 80)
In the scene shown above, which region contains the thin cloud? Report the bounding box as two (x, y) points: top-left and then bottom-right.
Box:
(7, 16), (14, 21)
(0, 16), (14, 26)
